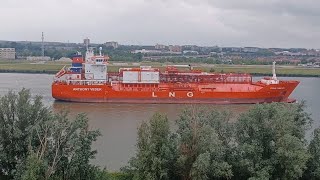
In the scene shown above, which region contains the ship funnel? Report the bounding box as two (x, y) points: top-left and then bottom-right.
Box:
(272, 61), (277, 80)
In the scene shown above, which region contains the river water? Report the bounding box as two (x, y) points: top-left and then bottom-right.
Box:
(0, 73), (319, 170)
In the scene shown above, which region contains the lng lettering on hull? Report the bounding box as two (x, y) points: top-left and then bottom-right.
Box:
(70, 88), (194, 96)
(152, 92), (194, 98)
(51, 45), (299, 104)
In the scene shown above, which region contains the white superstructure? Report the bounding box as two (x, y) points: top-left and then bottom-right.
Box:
(261, 61), (279, 85)
(84, 47), (108, 80)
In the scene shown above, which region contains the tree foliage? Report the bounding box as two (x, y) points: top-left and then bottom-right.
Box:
(129, 113), (178, 180)
(175, 108), (233, 180)
(0, 89), (101, 180)
(234, 103), (311, 180)
(304, 128), (320, 179)
(0, 89), (51, 178)
(129, 102), (315, 180)
(1, 89), (319, 180)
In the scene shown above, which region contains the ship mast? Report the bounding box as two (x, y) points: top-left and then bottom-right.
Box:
(272, 61), (277, 80)
(41, 32), (45, 58)
(85, 38), (94, 63)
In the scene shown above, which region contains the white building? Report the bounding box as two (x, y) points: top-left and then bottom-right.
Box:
(183, 50), (199, 55)
(275, 51), (306, 56)
(132, 49), (162, 54)
(231, 47), (242, 52)
(155, 44), (166, 50)
(0, 48), (15, 59)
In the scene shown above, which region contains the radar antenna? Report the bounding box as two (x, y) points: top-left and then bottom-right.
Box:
(99, 47), (102, 56)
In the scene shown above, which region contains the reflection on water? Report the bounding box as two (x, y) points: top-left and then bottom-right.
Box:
(0, 73), (319, 170)
(52, 101), (252, 170)
(52, 101), (253, 121)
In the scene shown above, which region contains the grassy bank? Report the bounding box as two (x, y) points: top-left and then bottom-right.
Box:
(198, 65), (320, 77)
(0, 60), (319, 77)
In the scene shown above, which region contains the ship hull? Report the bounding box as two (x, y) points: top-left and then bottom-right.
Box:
(52, 81), (299, 104)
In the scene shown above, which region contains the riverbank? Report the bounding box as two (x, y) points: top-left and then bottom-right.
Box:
(0, 61), (319, 77)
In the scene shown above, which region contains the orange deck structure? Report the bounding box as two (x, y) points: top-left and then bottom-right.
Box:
(52, 47), (299, 104)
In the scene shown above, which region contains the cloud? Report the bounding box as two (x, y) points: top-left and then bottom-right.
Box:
(0, 0), (319, 48)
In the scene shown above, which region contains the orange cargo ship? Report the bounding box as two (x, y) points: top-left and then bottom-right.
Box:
(52, 47), (299, 104)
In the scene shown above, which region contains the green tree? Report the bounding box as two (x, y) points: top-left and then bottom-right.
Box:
(206, 110), (236, 173)
(304, 128), (320, 179)
(234, 103), (311, 180)
(19, 152), (45, 180)
(133, 52), (143, 61)
(129, 113), (178, 180)
(175, 108), (232, 180)
(0, 89), (51, 178)
(15, 112), (101, 180)
(48, 113), (101, 180)
(0, 89), (101, 180)
(125, 103), (314, 180)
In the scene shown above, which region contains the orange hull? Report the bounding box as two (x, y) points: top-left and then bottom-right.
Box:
(52, 81), (299, 104)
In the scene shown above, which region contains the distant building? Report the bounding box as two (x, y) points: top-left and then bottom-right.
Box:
(169, 45), (182, 52)
(231, 47), (242, 52)
(0, 48), (16, 59)
(209, 52), (217, 56)
(182, 45), (199, 51)
(155, 44), (166, 50)
(132, 49), (162, 54)
(221, 47), (232, 52)
(210, 52), (224, 57)
(183, 50), (199, 55)
(83, 38), (90, 46)
(26, 56), (51, 61)
(243, 47), (259, 53)
(105, 41), (119, 49)
(275, 51), (306, 56)
(307, 49), (320, 56)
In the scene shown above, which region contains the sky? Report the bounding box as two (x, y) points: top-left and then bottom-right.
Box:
(0, 0), (320, 48)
